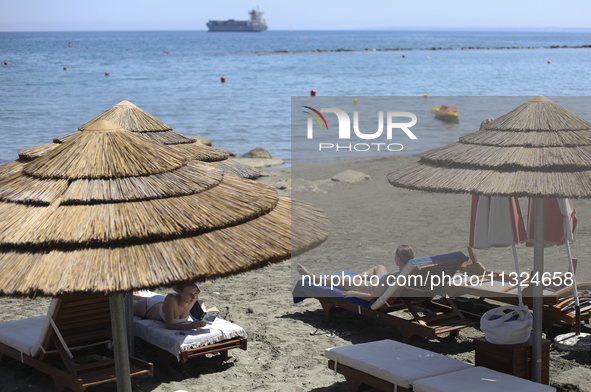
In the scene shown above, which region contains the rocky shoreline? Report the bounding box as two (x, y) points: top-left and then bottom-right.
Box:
(260, 44), (591, 54)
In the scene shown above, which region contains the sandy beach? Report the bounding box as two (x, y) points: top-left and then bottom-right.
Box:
(1, 154), (590, 392)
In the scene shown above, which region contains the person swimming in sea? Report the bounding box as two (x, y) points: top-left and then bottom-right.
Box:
(296, 245), (414, 300)
(133, 281), (207, 330)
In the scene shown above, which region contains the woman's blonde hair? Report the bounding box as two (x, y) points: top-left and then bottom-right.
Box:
(395, 245), (414, 264)
(173, 281), (200, 292)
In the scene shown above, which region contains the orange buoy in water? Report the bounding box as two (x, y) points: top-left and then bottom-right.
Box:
(305, 41), (308, 43)
(221, 76), (226, 82)
(3, 61), (6, 65)
(74, 46), (77, 48)
(310, 89), (316, 96)
(63, 66), (67, 70)
(164, 50), (169, 54)
(402, 54), (406, 58)
(258, 53), (261, 56)
(86, 47), (89, 49)
(548, 60), (551, 64)
(105, 72), (109, 76)
(68, 44), (72, 47)
(126, 48), (129, 51)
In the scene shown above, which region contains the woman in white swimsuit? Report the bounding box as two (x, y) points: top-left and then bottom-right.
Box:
(133, 282), (207, 330)
(297, 245), (414, 300)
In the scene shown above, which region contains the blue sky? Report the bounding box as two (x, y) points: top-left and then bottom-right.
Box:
(1, 0), (591, 32)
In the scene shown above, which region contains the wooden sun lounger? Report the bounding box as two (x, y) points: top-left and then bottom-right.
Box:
(131, 292), (247, 373)
(325, 339), (555, 392)
(448, 246), (591, 334)
(0, 295), (153, 392)
(295, 252), (480, 343)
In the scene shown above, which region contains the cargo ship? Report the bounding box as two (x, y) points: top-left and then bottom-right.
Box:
(207, 8), (268, 32)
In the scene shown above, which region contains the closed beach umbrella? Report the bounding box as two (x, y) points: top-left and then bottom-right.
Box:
(527, 198), (580, 327)
(470, 195), (527, 249)
(16, 100), (260, 179)
(526, 198), (577, 247)
(0, 120), (330, 391)
(388, 95), (591, 382)
(469, 195), (527, 304)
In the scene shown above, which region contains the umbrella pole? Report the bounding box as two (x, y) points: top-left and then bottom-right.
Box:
(564, 229), (580, 335)
(532, 197), (544, 384)
(110, 293), (133, 392)
(125, 293), (135, 356)
(511, 244), (524, 306)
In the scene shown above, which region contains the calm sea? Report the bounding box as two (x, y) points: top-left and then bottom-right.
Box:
(1, 30), (591, 164)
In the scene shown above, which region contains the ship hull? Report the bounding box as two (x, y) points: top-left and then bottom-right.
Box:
(207, 21), (268, 32)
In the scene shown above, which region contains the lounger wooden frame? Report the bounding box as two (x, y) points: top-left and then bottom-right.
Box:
(455, 246), (591, 334)
(328, 359), (410, 392)
(316, 295), (479, 343)
(0, 296), (153, 392)
(138, 336), (247, 373)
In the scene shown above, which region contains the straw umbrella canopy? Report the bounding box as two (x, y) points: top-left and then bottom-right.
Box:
(387, 95), (591, 382)
(16, 100), (260, 179)
(0, 120), (330, 390)
(0, 119), (329, 294)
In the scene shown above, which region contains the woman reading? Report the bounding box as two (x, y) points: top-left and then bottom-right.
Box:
(133, 281), (207, 330)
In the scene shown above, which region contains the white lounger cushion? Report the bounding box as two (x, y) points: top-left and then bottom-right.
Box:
(0, 299), (59, 358)
(134, 316), (247, 361)
(413, 366), (555, 392)
(0, 316), (46, 357)
(324, 339), (472, 389)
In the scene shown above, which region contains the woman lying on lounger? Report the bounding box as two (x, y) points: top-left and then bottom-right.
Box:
(297, 245), (414, 300)
(133, 282), (207, 330)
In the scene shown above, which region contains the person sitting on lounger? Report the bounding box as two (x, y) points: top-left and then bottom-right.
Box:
(297, 245), (414, 300)
(133, 282), (207, 330)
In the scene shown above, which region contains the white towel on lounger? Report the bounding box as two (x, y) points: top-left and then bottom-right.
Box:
(133, 316), (247, 361)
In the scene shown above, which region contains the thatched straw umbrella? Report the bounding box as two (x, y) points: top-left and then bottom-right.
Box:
(17, 100), (260, 179)
(387, 95), (591, 382)
(0, 120), (330, 391)
(3, 100), (259, 358)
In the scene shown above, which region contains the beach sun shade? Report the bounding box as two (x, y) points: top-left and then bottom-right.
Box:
(0, 119), (330, 391)
(387, 95), (591, 382)
(388, 96), (591, 198)
(16, 100), (260, 179)
(0, 119), (329, 295)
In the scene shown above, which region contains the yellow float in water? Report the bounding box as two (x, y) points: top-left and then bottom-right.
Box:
(431, 105), (460, 122)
